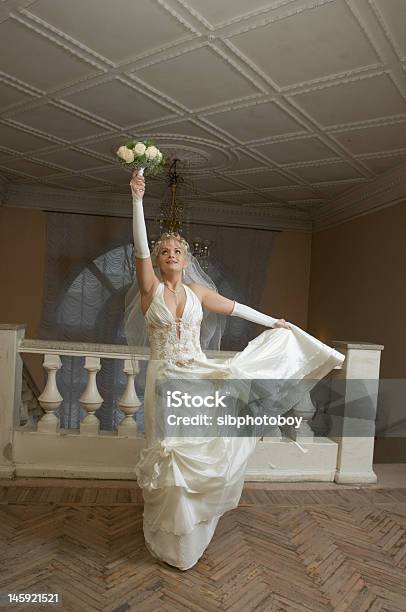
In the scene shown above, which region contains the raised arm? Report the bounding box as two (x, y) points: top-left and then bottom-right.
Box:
(189, 284), (290, 329)
(130, 170), (159, 297)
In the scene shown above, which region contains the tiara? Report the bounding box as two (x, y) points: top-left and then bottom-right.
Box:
(151, 232), (190, 258)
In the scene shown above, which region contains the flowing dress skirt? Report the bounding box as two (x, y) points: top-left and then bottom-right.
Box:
(135, 324), (345, 570)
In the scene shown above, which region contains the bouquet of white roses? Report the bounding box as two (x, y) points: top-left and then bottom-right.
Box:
(116, 139), (165, 176)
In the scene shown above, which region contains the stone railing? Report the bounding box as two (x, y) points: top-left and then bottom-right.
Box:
(0, 323), (383, 484)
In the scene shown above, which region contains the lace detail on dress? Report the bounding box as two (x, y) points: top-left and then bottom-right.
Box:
(147, 320), (203, 361)
(145, 283), (205, 363)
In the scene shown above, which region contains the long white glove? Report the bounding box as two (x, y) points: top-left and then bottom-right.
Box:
(131, 190), (150, 259)
(230, 301), (280, 328)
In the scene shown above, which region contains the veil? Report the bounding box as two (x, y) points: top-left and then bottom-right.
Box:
(123, 236), (226, 371)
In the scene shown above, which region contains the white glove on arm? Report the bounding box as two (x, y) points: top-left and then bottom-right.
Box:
(131, 191), (150, 259)
(230, 301), (280, 328)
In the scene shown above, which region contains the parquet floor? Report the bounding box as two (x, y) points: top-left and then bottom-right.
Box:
(0, 475), (406, 612)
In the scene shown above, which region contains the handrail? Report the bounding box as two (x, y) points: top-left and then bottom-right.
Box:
(18, 338), (237, 360)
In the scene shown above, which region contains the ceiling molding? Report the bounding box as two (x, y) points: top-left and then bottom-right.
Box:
(4, 182), (312, 231)
(0, 0), (405, 230)
(313, 161), (406, 231)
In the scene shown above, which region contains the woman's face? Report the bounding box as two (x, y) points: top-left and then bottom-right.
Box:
(157, 239), (186, 276)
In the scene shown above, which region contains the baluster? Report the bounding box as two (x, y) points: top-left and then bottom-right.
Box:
(117, 359), (142, 436)
(80, 356), (103, 435)
(37, 354), (62, 433)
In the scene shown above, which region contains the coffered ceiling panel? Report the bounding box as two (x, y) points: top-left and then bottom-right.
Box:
(333, 122), (406, 154)
(26, 0), (191, 64)
(33, 149), (107, 171)
(319, 177), (367, 192)
(230, 1), (379, 87)
(226, 152), (266, 171)
(254, 137), (338, 164)
(204, 101), (304, 141)
(135, 46), (259, 110)
(0, 158), (62, 177)
(292, 74), (406, 126)
(191, 176), (243, 192)
(0, 81), (35, 111)
(86, 167), (133, 185)
(0, 18), (99, 90)
(261, 186), (321, 201)
(313, 185), (355, 199)
(63, 79), (173, 127)
(359, 152), (406, 174)
(183, 0), (279, 27)
(143, 119), (226, 143)
(47, 175), (108, 190)
(373, 0), (406, 60)
(0, 0), (405, 230)
(292, 161), (364, 182)
(10, 104), (109, 141)
(234, 169), (293, 188)
(0, 123), (55, 153)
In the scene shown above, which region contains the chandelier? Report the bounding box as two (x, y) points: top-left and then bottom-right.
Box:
(191, 237), (211, 272)
(158, 158), (184, 235)
(149, 158), (212, 271)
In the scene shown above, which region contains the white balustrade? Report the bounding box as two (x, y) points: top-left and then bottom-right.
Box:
(330, 340), (383, 484)
(0, 323), (383, 483)
(0, 324), (25, 478)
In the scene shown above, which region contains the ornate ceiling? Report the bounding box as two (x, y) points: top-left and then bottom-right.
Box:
(1, 0), (406, 230)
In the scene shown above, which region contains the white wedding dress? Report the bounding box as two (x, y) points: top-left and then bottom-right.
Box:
(135, 282), (345, 570)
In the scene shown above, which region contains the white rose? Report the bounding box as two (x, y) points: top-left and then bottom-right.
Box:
(133, 142), (146, 156)
(117, 145), (134, 163)
(145, 145), (159, 160)
(156, 150), (163, 162)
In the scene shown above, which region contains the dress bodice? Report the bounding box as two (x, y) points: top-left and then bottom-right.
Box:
(144, 283), (205, 362)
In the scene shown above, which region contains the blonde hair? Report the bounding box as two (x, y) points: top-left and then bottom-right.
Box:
(151, 232), (190, 259)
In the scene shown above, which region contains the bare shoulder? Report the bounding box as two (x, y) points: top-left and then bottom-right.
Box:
(186, 282), (210, 300)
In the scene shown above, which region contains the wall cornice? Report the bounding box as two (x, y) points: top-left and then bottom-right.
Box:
(313, 162), (406, 231)
(4, 183), (312, 231)
(3, 160), (406, 232)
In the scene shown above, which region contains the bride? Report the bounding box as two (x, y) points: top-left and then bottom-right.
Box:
(125, 170), (345, 571)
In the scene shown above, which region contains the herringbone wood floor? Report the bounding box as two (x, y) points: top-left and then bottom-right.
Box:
(1, 482), (406, 611)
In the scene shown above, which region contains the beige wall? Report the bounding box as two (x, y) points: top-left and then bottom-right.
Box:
(308, 200), (406, 463)
(0, 206), (47, 387)
(308, 200), (406, 379)
(260, 230), (312, 329)
(0, 207), (47, 336)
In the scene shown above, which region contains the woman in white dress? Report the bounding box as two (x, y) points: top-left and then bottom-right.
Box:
(126, 171), (345, 571)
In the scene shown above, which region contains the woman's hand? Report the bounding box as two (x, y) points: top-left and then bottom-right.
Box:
(130, 169), (145, 200)
(273, 319), (291, 329)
